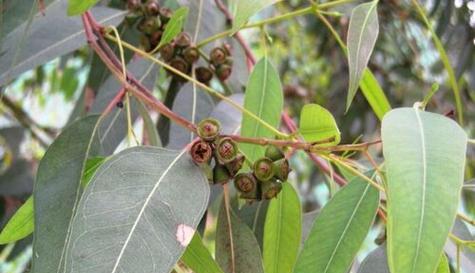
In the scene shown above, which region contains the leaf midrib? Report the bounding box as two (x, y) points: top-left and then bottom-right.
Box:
(321, 183), (372, 273)
(249, 59), (269, 160)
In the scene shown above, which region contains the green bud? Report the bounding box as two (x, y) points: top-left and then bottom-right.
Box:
(253, 157), (274, 181)
(273, 158), (291, 181)
(197, 118), (220, 141)
(215, 137), (238, 164)
(261, 180), (282, 199)
(225, 153), (245, 176)
(265, 145), (285, 161)
(213, 164), (231, 185)
(234, 173), (257, 193)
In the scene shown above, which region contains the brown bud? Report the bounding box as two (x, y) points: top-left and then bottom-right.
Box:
(190, 140), (213, 164)
(159, 43), (175, 62)
(234, 173), (257, 193)
(273, 158), (291, 181)
(261, 180), (282, 199)
(210, 47), (227, 65)
(159, 7), (173, 23)
(174, 32), (192, 48)
(149, 31), (163, 48)
(127, 0), (141, 11)
(140, 35), (152, 52)
(169, 57), (190, 76)
(226, 153), (245, 176)
(216, 137), (238, 164)
(216, 64), (232, 81)
(183, 47), (200, 64)
(265, 145), (285, 161)
(145, 0), (160, 16)
(140, 17), (160, 35)
(253, 157), (274, 181)
(195, 67), (213, 84)
(197, 118), (220, 141)
(213, 164), (231, 185)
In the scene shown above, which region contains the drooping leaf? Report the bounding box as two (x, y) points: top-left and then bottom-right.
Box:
(263, 183), (302, 273)
(294, 176), (379, 273)
(0, 1), (125, 86)
(231, 0), (282, 34)
(299, 104), (340, 146)
(381, 108), (467, 273)
(67, 0), (99, 16)
(346, 0), (379, 112)
(360, 69), (391, 120)
(31, 115), (100, 273)
(216, 200), (265, 273)
(0, 197), (33, 244)
(240, 58), (283, 162)
(158, 6), (189, 48)
(182, 234), (224, 273)
(63, 147), (209, 273)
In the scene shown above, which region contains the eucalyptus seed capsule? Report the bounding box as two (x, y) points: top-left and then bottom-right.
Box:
(253, 157), (275, 181)
(169, 57), (190, 76)
(197, 118), (220, 142)
(261, 180), (282, 199)
(234, 173), (257, 193)
(273, 158), (291, 181)
(190, 140), (213, 164)
(195, 66), (213, 84)
(183, 47), (200, 64)
(159, 43), (175, 62)
(216, 64), (232, 81)
(210, 47), (227, 65)
(265, 145), (285, 161)
(174, 32), (192, 48)
(215, 137), (238, 164)
(226, 153), (245, 176)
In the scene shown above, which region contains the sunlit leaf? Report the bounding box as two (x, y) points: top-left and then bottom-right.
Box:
(231, 0), (282, 34)
(158, 7), (189, 48)
(360, 69), (391, 120)
(0, 197), (34, 244)
(240, 58), (283, 162)
(263, 183), (302, 273)
(299, 104), (340, 146)
(346, 0), (379, 112)
(382, 108), (467, 273)
(67, 0), (99, 16)
(295, 176), (379, 273)
(182, 234), (224, 273)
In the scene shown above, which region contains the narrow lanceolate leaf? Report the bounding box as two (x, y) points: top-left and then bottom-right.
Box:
(182, 234), (224, 273)
(346, 0), (379, 112)
(158, 7), (189, 48)
(382, 108), (468, 273)
(435, 254), (450, 273)
(263, 183), (302, 273)
(294, 177), (380, 273)
(216, 200), (265, 273)
(240, 58), (283, 162)
(299, 104), (340, 146)
(64, 147), (209, 273)
(0, 197), (34, 244)
(67, 0), (99, 16)
(231, 0), (282, 34)
(360, 69), (391, 120)
(32, 115), (100, 273)
(0, 1), (125, 86)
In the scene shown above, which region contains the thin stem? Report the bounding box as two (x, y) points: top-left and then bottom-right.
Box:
(223, 183), (236, 273)
(105, 34), (288, 139)
(412, 0), (464, 124)
(457, 212), (475, 226)
(197, 0), (356, 47)
(468, 139), (475, 145)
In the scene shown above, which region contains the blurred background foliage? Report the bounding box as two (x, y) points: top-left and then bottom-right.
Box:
(0, 0), (474, 271)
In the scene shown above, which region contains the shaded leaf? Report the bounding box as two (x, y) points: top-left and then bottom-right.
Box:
(294, 176), (379, 273)
(0, 197), (33, 244)
(359, 69), (391, 120)
(234, 199), (269, 248)
(357, 245), (389, 273)
(216, 200), (265, 273)
(32, 115), (100, 273)
(381, 108), (467, 273)
(445, 219), (475, 272)
(240, 58), (283, 162)
(64, 147), (209, 273)
(263, 183), (302, 273)
(231, 0), (281, 34)
(182, 233), (224, 273)
(299, 104), (340, 146)
(158, 7), (189, 48)
(346, 0), (379, 112)
(0, 1), (125, 86)
(210, 94), (243, 135)
(67, 0), (99, 16)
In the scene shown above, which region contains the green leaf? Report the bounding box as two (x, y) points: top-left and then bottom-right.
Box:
(158, 7), (189, 48)
(263, 183), (302, 273)
(231, 0), (282, 34)
(240, 58), (283, 162)
(182, 234), (224, 273)
(31, 115), (100, 273)
(0, 2), (125, 86)
(435, 254), (450, 273)
(299, 104), (340, 146)
(216, 200), (265, 273)
(294, 176), (380, 273)
(381, 108), (468, 273)
(346, 0), (379, 112)
(63, 147), (210, 273)
(81, 157), (106, 187)
(67, 0), (99, 16)
(360, 69), (391, 120)
(357, 245), (389, 273)
(0, 197), (34, 244)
